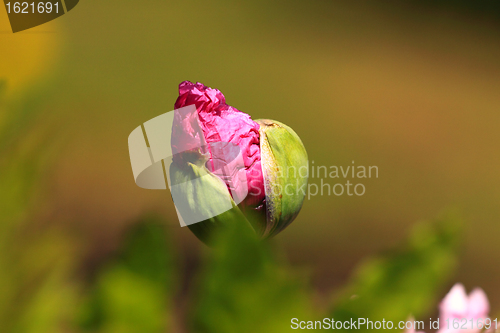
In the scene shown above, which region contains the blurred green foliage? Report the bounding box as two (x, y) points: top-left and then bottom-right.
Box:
(330, 213), (462, 332)
(0, 82), (463, 331)
(77, 217), (175, 333)
(70, 212), (461, 333)
(0, 79), (463, 332)
(188, 222), (315, 333)
(0, 82), (53, 224)
(0, 82), (79, 333)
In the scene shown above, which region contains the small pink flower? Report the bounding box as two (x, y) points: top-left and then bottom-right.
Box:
(438, 283), (490, 333)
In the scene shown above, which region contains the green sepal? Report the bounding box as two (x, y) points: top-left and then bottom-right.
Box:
(169, 151), (255, 245)
(256, 119), (308, 238)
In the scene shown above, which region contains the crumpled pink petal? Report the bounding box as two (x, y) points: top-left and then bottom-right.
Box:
(171, 103), (209, 164)
(173, 81), (266, 211)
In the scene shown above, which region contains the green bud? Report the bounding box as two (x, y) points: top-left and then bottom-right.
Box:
(169, 120), (308, 244)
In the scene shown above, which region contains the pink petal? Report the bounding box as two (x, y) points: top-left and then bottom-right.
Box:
(440, 283), (468, 319)
(174, 81), (266, 212)
(467, 288), (489, 319)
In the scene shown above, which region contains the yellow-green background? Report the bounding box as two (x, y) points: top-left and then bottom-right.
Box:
(2, 1), (500, 332)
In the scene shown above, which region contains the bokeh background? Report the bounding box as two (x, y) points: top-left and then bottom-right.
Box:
(2, 0), (500, 332)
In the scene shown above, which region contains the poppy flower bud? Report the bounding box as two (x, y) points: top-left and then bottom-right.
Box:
(171, 81), (308, 243)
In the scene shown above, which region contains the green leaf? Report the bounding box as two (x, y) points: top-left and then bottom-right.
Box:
(188, 221), (316, 333)
(77, 215), (176, 333)
(329, 212), (462, 332)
